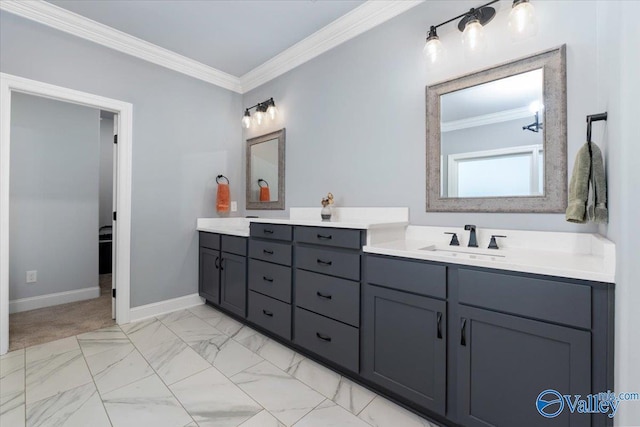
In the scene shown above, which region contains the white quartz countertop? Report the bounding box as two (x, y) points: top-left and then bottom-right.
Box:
(364, 226), (616, 283)
(196, 218), (250, 237)
(247, 217), (408, 229)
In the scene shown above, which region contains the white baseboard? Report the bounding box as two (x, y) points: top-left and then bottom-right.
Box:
(9, 286), (101, 313)
(128, 293), (204, 323)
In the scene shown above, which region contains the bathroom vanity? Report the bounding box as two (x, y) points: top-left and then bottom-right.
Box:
(196, 210), (615, 427)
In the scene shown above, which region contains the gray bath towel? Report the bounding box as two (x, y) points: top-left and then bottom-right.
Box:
(566, 141), (608, 223)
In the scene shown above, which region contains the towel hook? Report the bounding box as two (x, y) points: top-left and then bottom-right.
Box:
(216, 174), (229, 184)
(586, 112), (607, 142)
(258, 179), (269, 188)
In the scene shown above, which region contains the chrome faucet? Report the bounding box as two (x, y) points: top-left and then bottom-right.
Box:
(464, 225), (478, 247)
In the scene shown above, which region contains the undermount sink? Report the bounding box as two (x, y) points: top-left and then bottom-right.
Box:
(419, 245), (507, 261)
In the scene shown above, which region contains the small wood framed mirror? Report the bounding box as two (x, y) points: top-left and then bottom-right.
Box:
(246, 128), (285, 210)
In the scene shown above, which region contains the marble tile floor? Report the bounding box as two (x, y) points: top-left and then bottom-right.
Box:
(0, 304), (440, 427)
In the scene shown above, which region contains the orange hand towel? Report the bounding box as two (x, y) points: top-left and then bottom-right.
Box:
(216, 183), (230, 212)
(259, 186), (271, 202)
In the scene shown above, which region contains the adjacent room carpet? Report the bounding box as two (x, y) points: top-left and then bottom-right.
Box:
(8, 274), (115, 351)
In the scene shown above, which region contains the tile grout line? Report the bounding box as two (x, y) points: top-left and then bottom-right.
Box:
(77, 334), (115, 427)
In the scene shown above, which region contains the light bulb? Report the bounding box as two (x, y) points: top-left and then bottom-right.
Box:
(508, 0), (537, 41)
(241, 113), (251, 129)
(423, 36), (444, 64)
(254, 110), (264, 126)
(267, 104), (277, 120)
(461, 18), (486, 53)
(529, 100), (543, 114)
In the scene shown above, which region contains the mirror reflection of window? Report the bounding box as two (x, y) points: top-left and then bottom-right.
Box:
(249, 138), (279, 202)
(440, 68), (544, 198)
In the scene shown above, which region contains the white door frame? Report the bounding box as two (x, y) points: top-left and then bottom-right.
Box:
(0, 73), (133, 355)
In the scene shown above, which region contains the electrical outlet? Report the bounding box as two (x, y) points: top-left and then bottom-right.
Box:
(231, 201), (237, 212)
(26, 270), (37, 283)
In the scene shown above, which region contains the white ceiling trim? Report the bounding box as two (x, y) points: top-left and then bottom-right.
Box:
(239, 0), (424, 93)
(0, 0), (424, 94)
(0, 0), (243, 92)
(441, 107), (533, 133)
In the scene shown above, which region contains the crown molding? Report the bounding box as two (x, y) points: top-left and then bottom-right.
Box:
(239, 0), (424, 93)
(0, 0), (242, 93)
(441, 106), (533, 133)
(1, 0), (424, 94)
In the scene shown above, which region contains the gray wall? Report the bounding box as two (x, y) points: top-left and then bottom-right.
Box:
(242, 1), (602, 232)
(596, 2), (640, 426)
(99, 116), (114, 229)
(1, 11), (243, 307)
(10, 93), (100, 300)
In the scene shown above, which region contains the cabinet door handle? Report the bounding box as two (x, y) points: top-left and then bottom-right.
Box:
(263, 249), (274, 255)
(317, 234), (332, 240)
(436, 312), (443, 340)
(219, 258), (224, 271)
(460, 318), (467, 346)
(214, 256), (220, 270)
(262, 309), (273, 317)
(316, 259), (332, 266)
(263, 276), (274, 283)
(316, 332), (332, 342)
(316, 291), (332, 300)
(263, 229), (274, 234)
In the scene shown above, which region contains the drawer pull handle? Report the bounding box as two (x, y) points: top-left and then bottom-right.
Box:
(436, 312), (443, 340)
(263, 276), (274, 283)
(460, 318), (467, 346)
(316, 332), (332, 342)
(263, 249), (274, 255)
(262, 310), (274, 317)
(316, 292), (332, 300)
(214, 256), (220, 270)
(263, 229), (274, 234)
(317, 234), (333, 240)
(316, 259), (333, 266)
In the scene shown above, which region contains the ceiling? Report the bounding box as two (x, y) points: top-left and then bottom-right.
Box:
(46, 0), (365, 77)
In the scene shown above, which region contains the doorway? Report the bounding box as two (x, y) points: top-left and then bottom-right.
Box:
(0, 73), (132, 355)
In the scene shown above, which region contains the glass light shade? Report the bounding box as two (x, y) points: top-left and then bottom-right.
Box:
(423, 37), (444, 64)
(241, 115), (251, 129)
(254, 110), (264, 126)
(508, 1), (537, 41)
(529, 100), (544, 114)
(461, 19), (486, 53)
(267, 105), (277, 120)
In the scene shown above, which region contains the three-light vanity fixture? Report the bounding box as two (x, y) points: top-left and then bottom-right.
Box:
(242, 97), (278, 129)
(424, 0), (537, 64)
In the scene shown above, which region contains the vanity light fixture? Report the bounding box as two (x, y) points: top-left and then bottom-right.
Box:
(424, 0), (537, 63)
(241, 97), (277, 129)
(523, 101), (544, 133)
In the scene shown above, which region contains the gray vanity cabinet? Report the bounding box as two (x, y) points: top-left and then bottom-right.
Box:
(199, 232), (248, 317)
(361, 283), (447, 416)
(456, 305), (591, 427)
(199, 246), (220, 304)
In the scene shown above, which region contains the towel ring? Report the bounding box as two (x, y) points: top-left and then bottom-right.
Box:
(258, 179), (269, 188)
(216, 174), (229, 184)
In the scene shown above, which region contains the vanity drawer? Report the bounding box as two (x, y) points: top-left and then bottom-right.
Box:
(458, 269), (591, 329)
(294, 308), (359, 372)
(249, 239), (292, 266)
(296, 246), (360, 281)
(250, 223), (292, 242)
(199, 232), (220, 250)
(249, 259), (292, 303)
(295, 269), (360, 327)
(248, 291), (292, 340)
(365, 255), (446, 299)
(221, 235), (247, 256)
(295, 226), (362, 250)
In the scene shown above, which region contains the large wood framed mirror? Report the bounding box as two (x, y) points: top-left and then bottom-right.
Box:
(246, 128), (285, 210)
(426, 46), (567, 212)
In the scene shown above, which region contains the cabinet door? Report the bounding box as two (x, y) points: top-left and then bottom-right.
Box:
(220, 252), (247, 318)
(457, 305), (591, 427)
(362, 284), (446, 415)
(199, 247), (220, 304)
